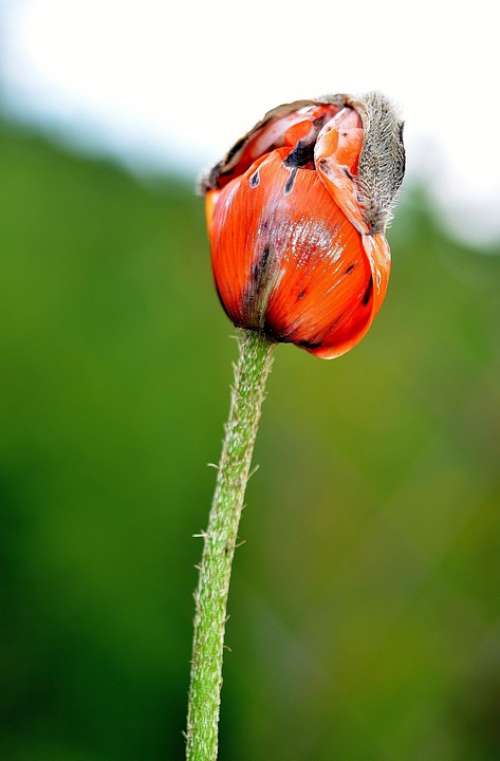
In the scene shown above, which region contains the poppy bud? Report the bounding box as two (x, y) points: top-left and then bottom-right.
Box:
(203, 92), (405, 359)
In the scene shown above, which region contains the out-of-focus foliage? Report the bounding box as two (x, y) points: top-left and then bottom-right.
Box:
(1, 119), (500, 761)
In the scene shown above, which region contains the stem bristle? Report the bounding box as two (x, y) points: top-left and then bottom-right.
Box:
(185, 330), (274, 761)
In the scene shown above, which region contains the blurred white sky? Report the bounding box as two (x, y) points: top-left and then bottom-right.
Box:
(2, 0), (500, 244)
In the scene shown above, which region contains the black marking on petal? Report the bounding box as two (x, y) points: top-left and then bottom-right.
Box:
(262, 317), (293, 344)
(345, 263), (356, 274)
(284, 140), (315, 168)
(263, 326), (286, 342)
(243, 244), (276, 327)
(249, 169), (260, 187)
(297, 289), (306, 300)
(285, 167), (298, 194)
(296, 339), (322, 349)
(252, 246), (271, 285)
(362, 278), (373, 305)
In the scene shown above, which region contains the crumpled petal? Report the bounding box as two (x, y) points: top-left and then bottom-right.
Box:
(203, 100), (341, 191)
(312, 107), (391, 357)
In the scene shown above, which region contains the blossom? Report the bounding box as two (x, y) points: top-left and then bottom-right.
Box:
(203, 92), (405, 358)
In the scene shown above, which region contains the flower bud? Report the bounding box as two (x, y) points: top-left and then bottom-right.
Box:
(203, 92), (405, 359)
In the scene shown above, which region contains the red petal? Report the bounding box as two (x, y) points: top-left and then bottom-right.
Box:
(310, 234), (390, 358)
(314, 107), (367, 235)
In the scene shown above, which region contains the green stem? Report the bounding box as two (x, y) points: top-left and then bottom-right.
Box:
(186, 329), (274, 761)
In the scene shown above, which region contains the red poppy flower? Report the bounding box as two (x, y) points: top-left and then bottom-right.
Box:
(203, 92), (405, 359)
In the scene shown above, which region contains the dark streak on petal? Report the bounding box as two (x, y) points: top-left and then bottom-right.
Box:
(263, 324), (291, 343)
(243, 244), (277, 327)
(362, 278), (373, 305)
(297, 289), (306, 300)
(252, 246), (271, 285)
(345, 263), (356, 274)
(249, 169), (260, 187)
(285, 167), (298, 194)
(296, 338), (322, 349)
(284, 140), (315, 168)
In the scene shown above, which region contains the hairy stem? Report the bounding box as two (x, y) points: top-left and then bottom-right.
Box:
(186, 329), (274, 761)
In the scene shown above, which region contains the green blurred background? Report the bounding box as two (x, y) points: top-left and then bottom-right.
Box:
(1, 116), (500, 761)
